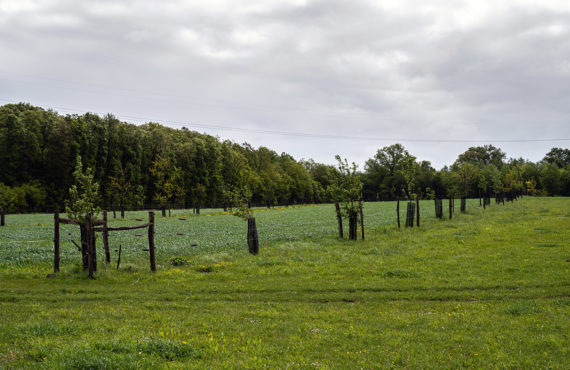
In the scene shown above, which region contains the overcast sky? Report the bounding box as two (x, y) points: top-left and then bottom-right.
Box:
(1, 0), (569, 169)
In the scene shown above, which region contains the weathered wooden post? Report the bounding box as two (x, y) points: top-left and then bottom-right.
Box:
(396, 197), (401, 228)
(54, 211), (60, 273)
(334, 202), (343, 238)
(448, 197), (453, 219)
(416, 194), (420, 227)
(148, 211), (156, 272)
(116, 244), (122, 270)
(247, 217), (259, 254)
(86, 213), (95, 279)
(102, 211), (110, 264)
(460, 197), (466, 213)
(359, 201), (364, 240)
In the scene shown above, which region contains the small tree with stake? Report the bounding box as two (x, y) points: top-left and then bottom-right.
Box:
(65, 156), (101, 272)
(227, 186), (259, 254)
(328, 156), (363, 240)
(400, 154), (419, 227)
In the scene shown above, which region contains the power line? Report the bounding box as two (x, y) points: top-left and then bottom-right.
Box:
(1, 98), (569, 144)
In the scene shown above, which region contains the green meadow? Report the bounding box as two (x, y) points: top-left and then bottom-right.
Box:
(0, 197), (569, 368)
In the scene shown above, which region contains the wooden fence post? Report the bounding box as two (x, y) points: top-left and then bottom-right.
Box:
(335, 202), (343, 238)
(54, 211), (60, 273)
(416, 194), (420, 227)
(247, 217), (259, 254)
(359, 201), (364, 240)
(396, 197), (400, 228)
(103, 211), (110, 264)
(148, 211), (156, 272)
(1, 207), (5, 226)
(86, 213), (95, 279)
(448, 198), (453, 219)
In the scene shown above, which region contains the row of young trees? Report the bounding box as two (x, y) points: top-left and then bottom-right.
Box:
(0, 103), (569, 215)
(360, 143), (570, 202)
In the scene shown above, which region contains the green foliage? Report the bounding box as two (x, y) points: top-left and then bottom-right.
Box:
(1, 103), (569, 213)
(65, 155), (101, 222)
(150, 154), (183, 208)
(170, 257), (189, 266)
(328, 156), (362, 218)
(454, 144), (506, 168)
(543, 147), (570, 168)
(225, 186), (253, 219)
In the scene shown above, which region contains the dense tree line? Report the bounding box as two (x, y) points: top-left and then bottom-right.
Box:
(0, 103), (317, 213)
(0, 103), (568, 213)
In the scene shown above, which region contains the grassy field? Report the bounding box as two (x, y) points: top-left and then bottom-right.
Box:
(0, 197), (568, 368)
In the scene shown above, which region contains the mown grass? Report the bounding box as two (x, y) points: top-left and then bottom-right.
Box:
(0, 197), (568, 368)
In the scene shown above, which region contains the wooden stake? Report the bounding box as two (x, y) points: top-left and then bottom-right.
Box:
(448, 197), (453, 219)
(396, 197), (400, 228)
(148, 211), (156, 272)
(116, 244), (122, 270)
(416, 194), (420, 227)
(359, 201), (364, 240)
(103, 211), (110, 264)
(54, 211), (60, 273)
(247, 217), (259, 254)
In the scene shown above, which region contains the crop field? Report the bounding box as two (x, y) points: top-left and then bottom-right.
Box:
(0, 197), (569, 368)
(0, 199), (481, 269)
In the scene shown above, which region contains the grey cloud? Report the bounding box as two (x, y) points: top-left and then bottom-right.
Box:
(0, 0), (568, 168)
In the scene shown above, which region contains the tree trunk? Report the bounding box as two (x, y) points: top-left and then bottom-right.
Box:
(80, 223), (88, 270)
(80, 221), (97, 272)
(120, 205), (125, 219)
(348, 212), (357, 240)
(435, 198), (443, 219)
(335, 202), (343, 238)
(448, 197), (453, 219)
(406, 202), (415, 227)
(0, 208), (4, 226)
(161, 206), (166, 217)
(86, 213), (96, 279)
(460, 197), (466, 213)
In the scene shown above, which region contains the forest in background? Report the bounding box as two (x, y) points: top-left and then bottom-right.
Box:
(0, 103), (569, 213)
